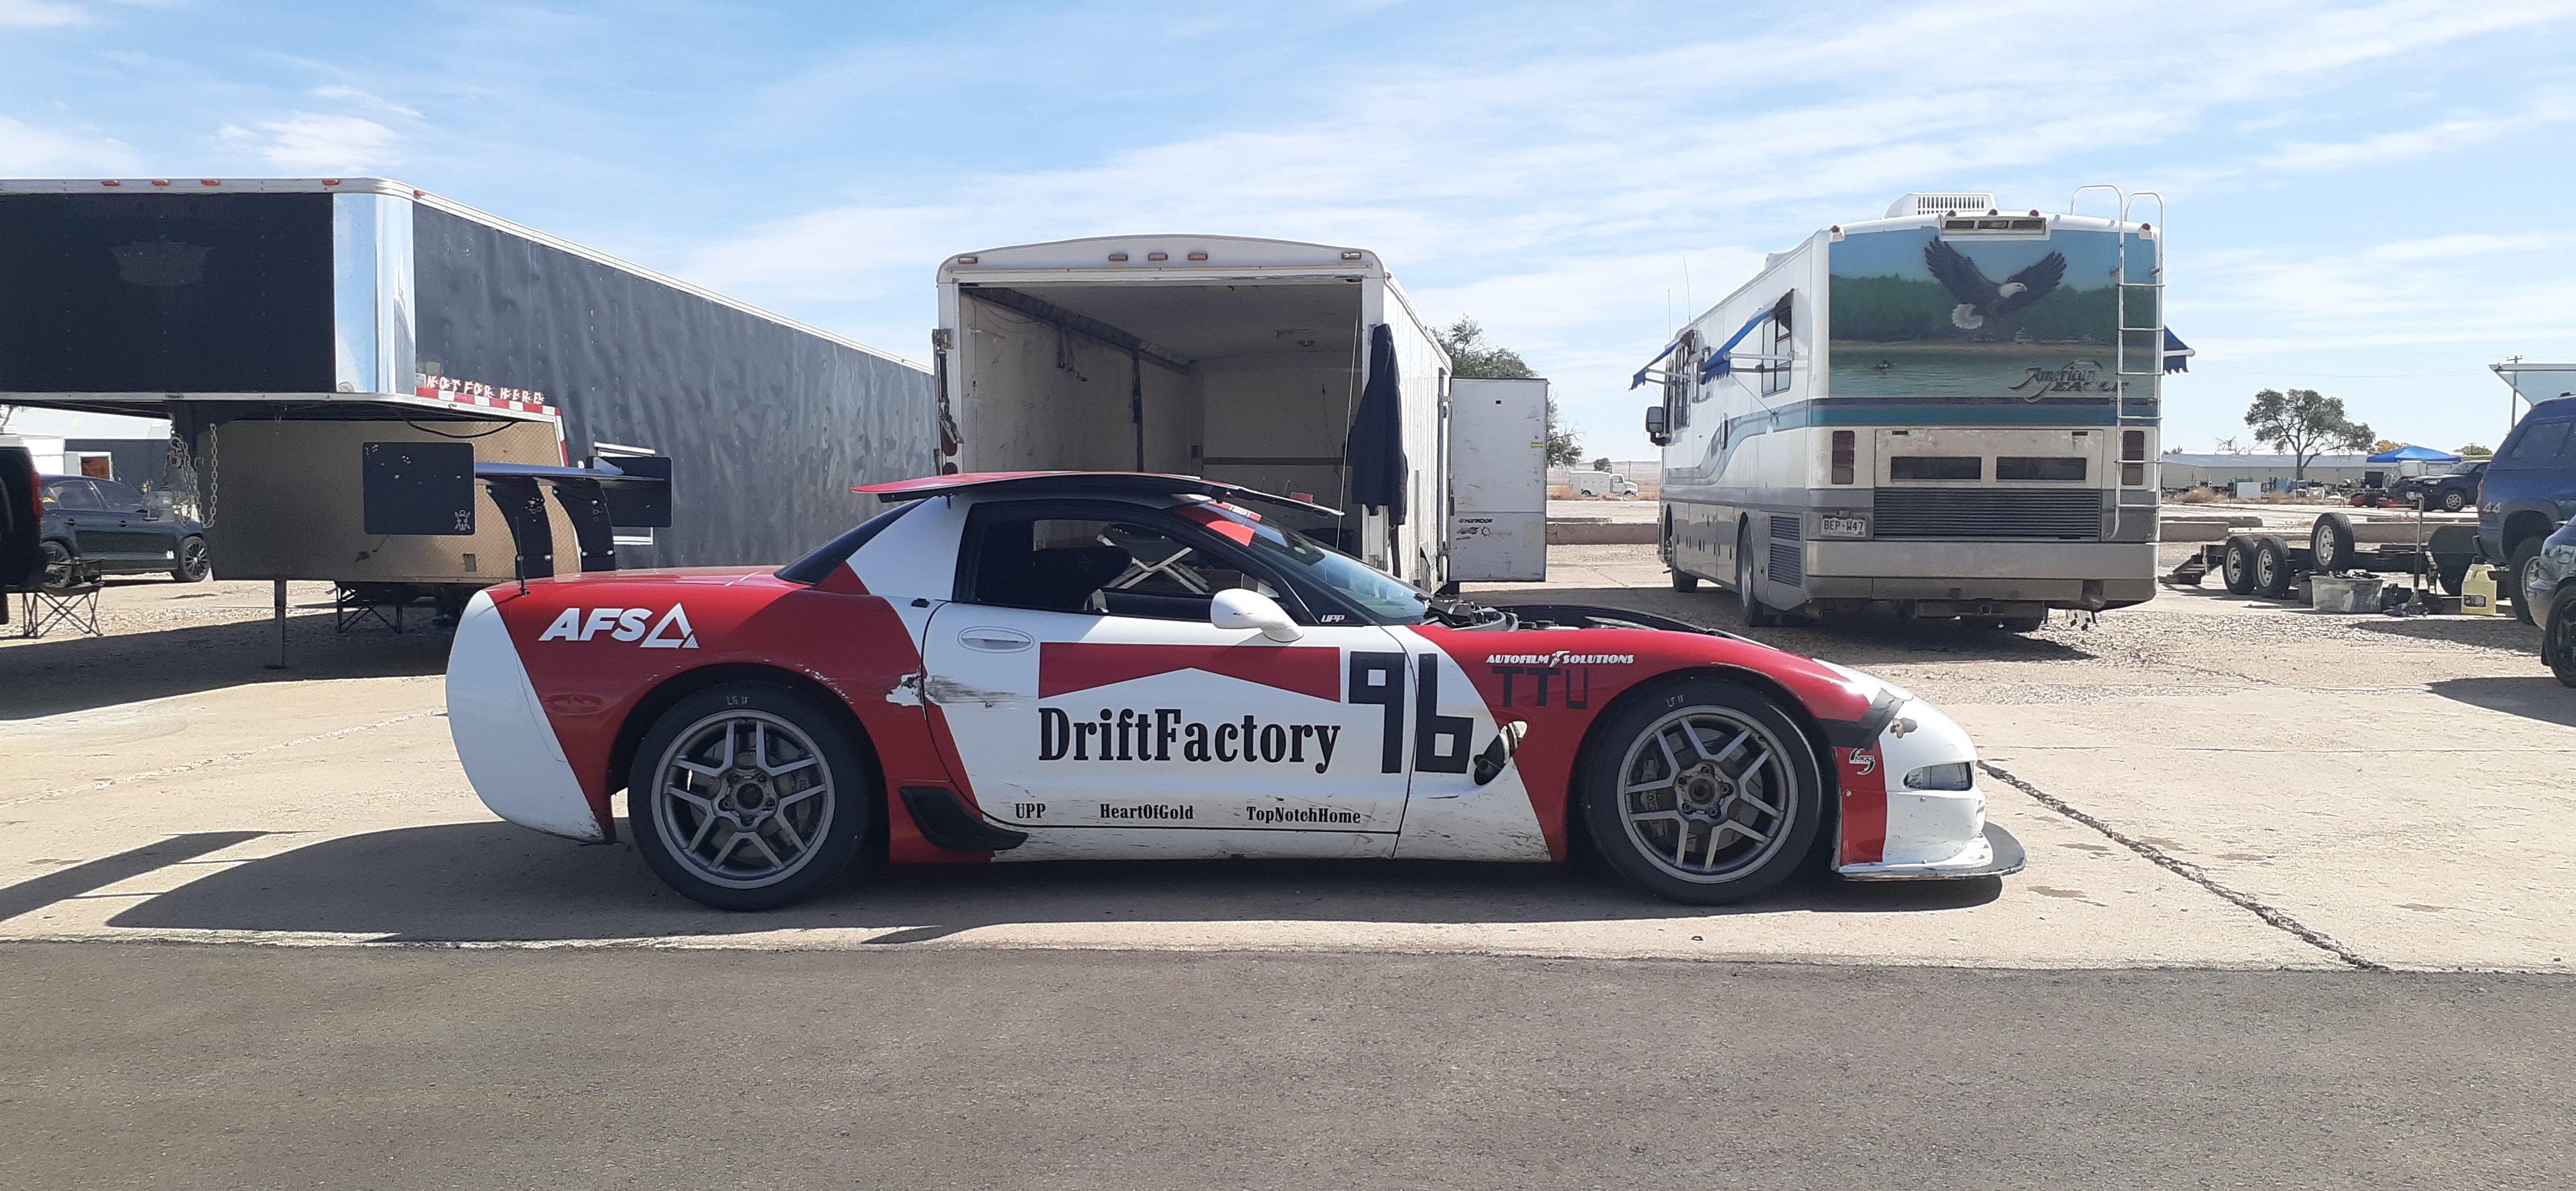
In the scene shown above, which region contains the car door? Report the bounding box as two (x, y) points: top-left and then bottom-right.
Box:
(919, 499), (1413, 860)
(86, 479), (170, 568)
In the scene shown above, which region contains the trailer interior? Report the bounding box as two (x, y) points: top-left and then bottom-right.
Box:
(954, 280), (1366, 516)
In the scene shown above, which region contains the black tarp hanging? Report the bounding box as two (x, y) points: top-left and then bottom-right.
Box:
(1345, 322), (1406, 525)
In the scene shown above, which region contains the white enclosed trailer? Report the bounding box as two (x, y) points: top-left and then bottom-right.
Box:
(934, 235), (1482, 586)
(1447, 377), (1549, 582)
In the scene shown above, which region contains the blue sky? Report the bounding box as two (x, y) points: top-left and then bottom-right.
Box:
(6, 0), (2575, 458)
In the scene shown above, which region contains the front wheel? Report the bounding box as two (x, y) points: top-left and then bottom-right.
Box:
(38, 540), (77, 592)
(628, 682), (872, 911)
(2442, 489), (2468, 513)
(1580, 679), (1823, 905)
(172, 535), (210, 582)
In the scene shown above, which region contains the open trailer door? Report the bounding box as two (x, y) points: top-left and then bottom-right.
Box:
(1445, 377), (1548, 583)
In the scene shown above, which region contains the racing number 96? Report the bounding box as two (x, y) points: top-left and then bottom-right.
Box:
(1347, 652), (1471, 776)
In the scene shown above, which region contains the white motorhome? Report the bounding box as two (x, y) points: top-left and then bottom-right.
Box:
(934, 235), (1483, 586)
(1639, 189), (2177, 630)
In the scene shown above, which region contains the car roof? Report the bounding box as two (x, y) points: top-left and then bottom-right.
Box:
(852, 471), (1341, 517)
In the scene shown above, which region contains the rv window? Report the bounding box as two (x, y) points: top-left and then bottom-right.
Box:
(1996, 457), (2086, 481)
(1763, 300), (1793, 397)
(1889, 456), (1982, 481)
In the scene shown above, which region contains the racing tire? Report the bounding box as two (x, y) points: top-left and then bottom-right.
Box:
(2547, 587), (2576, 689)
(2309, 513), (2355, 574)
(1579, 678), (1823, 906)
(2442, 489), (2469, 513)
(628, 682), (872, 911)
(2509, 537), (2544, 627)
(1671, 569), (1699, 592)
(1735, 527), (1780, 628)
(2253, 536), (2295, 598)
(2222, 536), (2258, 595)
(172, 535), (210, 582)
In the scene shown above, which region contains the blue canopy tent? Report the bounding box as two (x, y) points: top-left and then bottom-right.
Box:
(2366, 445), (2459, 464)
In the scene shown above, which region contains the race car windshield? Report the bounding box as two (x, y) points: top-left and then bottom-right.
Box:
(1181, 501), (1429, 623)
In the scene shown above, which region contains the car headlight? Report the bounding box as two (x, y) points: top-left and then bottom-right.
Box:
(1903, 762), (1974, 791)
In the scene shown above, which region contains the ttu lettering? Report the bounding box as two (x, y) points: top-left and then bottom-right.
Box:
(1038, 707), (1341, 773)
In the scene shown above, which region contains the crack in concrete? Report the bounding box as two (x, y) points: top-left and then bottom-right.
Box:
(1979, 761), (2386, 972)
(6, 715), (429, 806)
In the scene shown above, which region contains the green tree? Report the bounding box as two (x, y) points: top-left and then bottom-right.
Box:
(1589, 456), (1612, 472)
(2245, 388), (2374, 481)
(2457, 444), (2493, 458)
(1438, 316), (1581, 466)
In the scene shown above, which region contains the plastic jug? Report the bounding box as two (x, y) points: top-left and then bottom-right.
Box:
(2460, 564), (2499, 616)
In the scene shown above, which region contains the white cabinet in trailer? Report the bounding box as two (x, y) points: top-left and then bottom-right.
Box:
(1447, 377), (1548, 582)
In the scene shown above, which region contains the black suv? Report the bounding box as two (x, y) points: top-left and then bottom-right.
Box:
(37, 475), (209, 589)
(2393, 458), (2487, 513)
(2477, 396), (2576, 623)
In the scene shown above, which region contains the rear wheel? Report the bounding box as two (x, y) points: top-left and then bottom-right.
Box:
(172, 535), (210, 582)
(2509, 538), (2544, 626)
(2546, 587), (2576, 689)
(2254, 536), (2295, 598)
(2222, 537), (2258, 594)
(1735, 528), (1780, 628)
(1580, 679), (1823, 905)
(628, 682), (871, 911)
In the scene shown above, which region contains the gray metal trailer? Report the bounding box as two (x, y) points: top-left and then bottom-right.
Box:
(2164, 509), (2479, 602)
(0, 177), (937, 614)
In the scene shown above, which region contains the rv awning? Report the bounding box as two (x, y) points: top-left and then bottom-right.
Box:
(1628, 340), (1681, 390)
(1697, 307), (1778, 385)
(2164, 329), (2194, 374)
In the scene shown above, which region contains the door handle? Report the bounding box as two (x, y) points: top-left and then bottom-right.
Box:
(958, 627), (1034, 652)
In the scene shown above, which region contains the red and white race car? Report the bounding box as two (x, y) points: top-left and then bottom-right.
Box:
(446, 472), (2022, 909)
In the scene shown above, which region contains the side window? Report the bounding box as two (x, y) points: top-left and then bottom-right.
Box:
(1763, 296), (1793, 397)
(2508, 421), (2572, 461)
(964, 509), (1277, 621)
(44, 480), (102, 510)
(92, 479), (144, 510)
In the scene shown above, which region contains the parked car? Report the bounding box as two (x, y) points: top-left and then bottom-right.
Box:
(2391, 459), (2489, 513)
(2476, 396), (2576, 624)
(37, 475), (209, 589)
(2530, 521), (2576, 687)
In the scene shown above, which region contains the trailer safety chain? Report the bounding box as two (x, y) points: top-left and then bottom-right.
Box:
(1976, 761), (2387, 972)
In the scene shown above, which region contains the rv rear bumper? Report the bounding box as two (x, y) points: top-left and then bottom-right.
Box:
(1797, 541), (2155, 607)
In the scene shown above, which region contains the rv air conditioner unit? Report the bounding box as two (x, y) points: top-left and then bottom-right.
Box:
(1886, 192), (1998, 218)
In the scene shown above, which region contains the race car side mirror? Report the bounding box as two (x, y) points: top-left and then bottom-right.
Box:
(1211, 588), (1302, 643)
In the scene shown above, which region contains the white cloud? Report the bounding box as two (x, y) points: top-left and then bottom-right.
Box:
(217, 113), (399, 171)
(308, 85), (421, 119)
(0, 0), (86, 28)
(0, 114), (137, 174)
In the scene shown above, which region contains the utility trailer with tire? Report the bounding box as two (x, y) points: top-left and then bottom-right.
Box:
(2163, 511), (2479, 601)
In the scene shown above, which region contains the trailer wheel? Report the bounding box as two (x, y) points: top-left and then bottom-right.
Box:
(2222, 536), (2258, 595)
(2254, 536), (2295, 598)
(2547, 587), (2576, 689)
(2309, 514), (2356, 574)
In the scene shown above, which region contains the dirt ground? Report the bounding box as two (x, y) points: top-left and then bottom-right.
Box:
(2, 549), (2567, 972)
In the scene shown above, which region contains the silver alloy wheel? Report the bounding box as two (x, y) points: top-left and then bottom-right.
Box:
(2255, 547), (2278, 591)
(1614, 705), (1798, 883)
(2443, 490), (2467, 512)
(2524, 554), (2551, 610)
(2310, 523), (2336, 569)
(650, 710), (836, 889)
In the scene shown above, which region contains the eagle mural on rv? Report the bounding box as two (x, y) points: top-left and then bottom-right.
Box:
(1923, 239), (2066, 330)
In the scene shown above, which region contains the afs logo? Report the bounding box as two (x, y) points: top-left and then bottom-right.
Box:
(537, 604), (698, 649)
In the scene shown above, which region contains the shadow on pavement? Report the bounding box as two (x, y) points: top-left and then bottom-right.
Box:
(0, 612), (448, 720)
(0, 833), (270, 922)
(104, 821), (1999, 943)
(2356, 617), (2542, 650)
(1495, 586), (2100, 664)
(2424, 675), (2576, 728)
